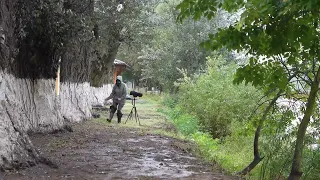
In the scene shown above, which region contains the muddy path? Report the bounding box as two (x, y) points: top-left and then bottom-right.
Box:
(1, 100), (240, 180)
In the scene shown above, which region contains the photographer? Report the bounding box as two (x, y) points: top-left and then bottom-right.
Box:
(105, 76), (127, 123)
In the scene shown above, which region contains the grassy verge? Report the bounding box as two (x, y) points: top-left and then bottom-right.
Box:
(158, 104), (260, 179)
(92, 96), (182, 137)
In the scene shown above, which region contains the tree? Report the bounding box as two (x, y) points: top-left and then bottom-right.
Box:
(88, 0), (153, 86)
(115, 0), (159, 87)
(177, 0), (320, 179)
(119, 0), (220, 91)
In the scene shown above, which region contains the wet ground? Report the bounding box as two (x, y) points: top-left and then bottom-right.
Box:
(1, 99), (241, 180)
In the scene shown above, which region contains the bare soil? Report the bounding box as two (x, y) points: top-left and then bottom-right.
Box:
(0, 100), (241, 180)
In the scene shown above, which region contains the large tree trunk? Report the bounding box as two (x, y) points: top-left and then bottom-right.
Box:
(0, 71), (65, 170)
(0, 0), (62, 170)
(288, 67), (320, 180)
(0, 85), (40, 170)
(0, 72), (63, 170)
(0, 0), (41, 170)
(0, 119), (40, 170)
(90, 37), (121, 87)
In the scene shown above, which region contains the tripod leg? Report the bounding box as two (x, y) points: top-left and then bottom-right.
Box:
(134, 107), (141, 126)
(125, 108), (134, 124)
(125, 111), (132, 124)
(134, 107), (137, 123)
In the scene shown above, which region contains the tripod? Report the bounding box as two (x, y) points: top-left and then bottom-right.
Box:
(125, 97), (141, 125)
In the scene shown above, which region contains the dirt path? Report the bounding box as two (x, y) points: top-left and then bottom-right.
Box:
(1, 99), (240, 180)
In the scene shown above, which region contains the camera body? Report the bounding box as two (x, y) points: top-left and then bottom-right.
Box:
(130, 90), (143, 98)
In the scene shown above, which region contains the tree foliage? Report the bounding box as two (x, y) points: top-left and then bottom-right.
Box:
(90, 0), (151, 86)
(12, 0), (148, 86)
(118, 0), (227, 91)
(177, 0), (320, 179)
(14, 0), (93, 79)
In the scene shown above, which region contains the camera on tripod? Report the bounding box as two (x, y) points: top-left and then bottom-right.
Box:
(129, 91), (143, 98)
(125, 91), (142, 125)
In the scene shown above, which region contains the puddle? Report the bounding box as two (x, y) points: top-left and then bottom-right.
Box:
(126, 153), (194, 178)
(3, 124), (239, 180)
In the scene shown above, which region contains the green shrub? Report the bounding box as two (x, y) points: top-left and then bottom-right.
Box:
(164, 107), (254, 175)
(162, 94), (179, 109)
(177, 56), (261, 138)
(302, 148), (320, 180)
(164, 107), (199, 136)
(192, 131), (219, 157)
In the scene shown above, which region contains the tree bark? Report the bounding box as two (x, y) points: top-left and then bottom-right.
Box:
(288, 67), (320, 180)
(0, 0), (62, 170)
(61, 42), (92, 83)
(90, 39), (121, 87)
(0, 0), (40, 169)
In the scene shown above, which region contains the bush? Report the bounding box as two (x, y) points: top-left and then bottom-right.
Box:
(159, 55), (261, 175)
(167, 107), (199, 136)
(163, 106), (254, 174)
(162, 94), (179, 109)
(177, 56), (261, 138)
(258, 109), (320, 180)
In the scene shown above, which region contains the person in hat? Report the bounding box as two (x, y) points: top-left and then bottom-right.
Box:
(105, 76), (127, 123)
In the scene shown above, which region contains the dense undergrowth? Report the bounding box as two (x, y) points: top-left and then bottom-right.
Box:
(157, 56), (320, 180)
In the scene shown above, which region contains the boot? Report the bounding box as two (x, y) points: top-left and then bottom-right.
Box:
(107, 112), (114, 122)
(117, 111), (123, 123)
(107, 105), (117, 122)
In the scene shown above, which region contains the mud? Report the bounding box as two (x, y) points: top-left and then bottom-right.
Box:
(0, 104), (241, 180)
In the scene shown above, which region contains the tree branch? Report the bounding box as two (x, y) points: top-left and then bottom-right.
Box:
(237, 90), (283, 175)
(238, 72), (299, 176)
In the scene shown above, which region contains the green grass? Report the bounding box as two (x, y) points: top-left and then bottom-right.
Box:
(92, 97), (173, 134)
(159, 104), (258, 178)
(92, 97), (192, 143)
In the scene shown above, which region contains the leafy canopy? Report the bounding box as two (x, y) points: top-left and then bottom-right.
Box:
(119, 0), (215, 91)
(177, 0), (320, 92)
